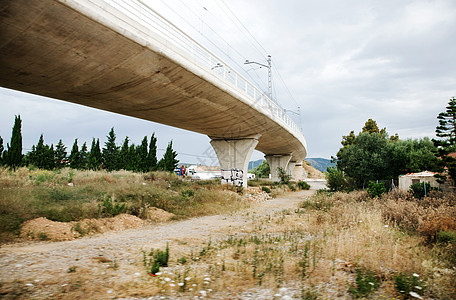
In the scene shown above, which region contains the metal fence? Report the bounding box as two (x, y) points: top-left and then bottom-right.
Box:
(100, 0), (304, 140)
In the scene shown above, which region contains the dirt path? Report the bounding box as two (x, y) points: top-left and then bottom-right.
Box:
(0, 183), (323, 299)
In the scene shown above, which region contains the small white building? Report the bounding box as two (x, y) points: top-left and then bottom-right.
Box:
(398, 171), (439, 191)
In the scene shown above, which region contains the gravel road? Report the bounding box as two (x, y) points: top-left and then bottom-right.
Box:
(0, 182), (324, 299)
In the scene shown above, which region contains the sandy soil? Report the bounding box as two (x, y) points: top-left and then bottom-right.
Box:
(0, 182), (325, 299)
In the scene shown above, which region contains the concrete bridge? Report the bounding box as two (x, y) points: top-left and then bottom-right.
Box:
(0, 0), (307, 186)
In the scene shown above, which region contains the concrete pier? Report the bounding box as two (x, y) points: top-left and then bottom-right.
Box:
(210, 135), (260, 187)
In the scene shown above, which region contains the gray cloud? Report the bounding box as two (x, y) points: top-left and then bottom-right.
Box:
(1, 0), (455, 161)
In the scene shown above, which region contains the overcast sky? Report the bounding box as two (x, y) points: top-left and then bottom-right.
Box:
(1, 0), (455, 163)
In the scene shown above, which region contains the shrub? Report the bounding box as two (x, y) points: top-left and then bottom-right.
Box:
(325, 167), (347, 192)
(143, 244), (170, 275)
(297, 181), (311, 190)
(409, 182), (439, 199)
(348, 267), (380, 298)
(261, 186), (271, 193)
(98, 195), (126, 217)
(0, 213), (23, 234)
(287, 182), (297, 191)
(277, 167), (291, 184)
(367, 181), (386, 198)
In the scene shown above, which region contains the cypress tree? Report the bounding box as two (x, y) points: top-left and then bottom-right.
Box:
(0, 136), (4, 165)
(6, 115), (23, 169)
(28, 134), (55, 170)
(159, 141), (179, 172)
(31, 134), (45, 168)
(54, 139), (67, 169)
(45, 144), (55, 170)
(103, 127), (119, 171)
(88, 138), (102, 170)
(69, 139), (81, 169)
(136, 136), (148, 172)
(147, 133), (158, 171)
(80, 142), (88, 169)
(128, 144), (137, 171)
(119, 137), (130, 170)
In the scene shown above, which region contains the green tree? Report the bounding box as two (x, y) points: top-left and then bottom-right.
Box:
(69, 139), (81, 169)
(158, 141), (179, 172)
(341, 130), (356, 147)
(103, 128), (120, 171)
(80, 142), (88, 169)
(136, 136), (148, 172)
(147, 133), (158, 171)
(119, 137), (131, 170)
(433, 97), (456, 184)
(54, 139), (67, 169)
(88, 138), (102, 170)
(0, 136), (4, 165)
(336, 132), (392, 188)
(250, 160), (270, 178)
(28, 134), (55, 170)
(128, 144), (137, 171)
(335, 119), (439, 189)
(6, 115), (23, 169)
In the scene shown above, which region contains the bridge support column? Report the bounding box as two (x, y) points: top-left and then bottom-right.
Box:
(288, 161), (297, 179)
(210, 135), (260, 187)
(265, 154), (292, 182)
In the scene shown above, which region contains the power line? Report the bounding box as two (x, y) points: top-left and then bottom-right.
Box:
(160, 0), (266, 90)
(218, 0), (269, 57)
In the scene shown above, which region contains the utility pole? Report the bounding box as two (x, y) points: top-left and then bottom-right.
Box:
(245, 55), (272, 100)
(284, 106), (302, 131)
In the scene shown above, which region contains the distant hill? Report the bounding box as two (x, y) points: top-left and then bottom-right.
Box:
(248, 158), (333, 173)
(305, 158), (334, 172)
(248, 159), (264, 170)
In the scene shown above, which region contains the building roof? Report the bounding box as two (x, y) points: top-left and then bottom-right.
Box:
(400, 171), (436, 177)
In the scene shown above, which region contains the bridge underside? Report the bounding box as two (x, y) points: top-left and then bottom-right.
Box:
(0, 0), (307, 185)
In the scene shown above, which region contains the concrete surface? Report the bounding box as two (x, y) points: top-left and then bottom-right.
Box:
(0, 0), (307, 164)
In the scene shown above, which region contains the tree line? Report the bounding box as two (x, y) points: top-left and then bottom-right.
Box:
(327, 97), (456, 191)
(0, 116), (179, 172)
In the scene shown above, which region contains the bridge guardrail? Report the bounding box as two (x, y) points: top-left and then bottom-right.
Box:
(103, 0), (303, 139)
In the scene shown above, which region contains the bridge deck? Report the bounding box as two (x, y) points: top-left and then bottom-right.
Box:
(0, 0), (307, 160)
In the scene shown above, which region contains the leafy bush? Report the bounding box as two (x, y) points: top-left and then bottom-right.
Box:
(277, 167), (291, 184)
(409, 182), (439, 199)
(325, 167), (347, 192)
(143, 244), (170, 275)
(287, 182), (297, 191)
(367, 181), (386, 198)
(297, 181), (310, 190)
(98, 195), (126, 217)
(261, 186), (271, 193)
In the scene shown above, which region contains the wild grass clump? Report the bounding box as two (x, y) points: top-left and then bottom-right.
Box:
(0, 167), (247, 242)
(381, 191), (456, 243)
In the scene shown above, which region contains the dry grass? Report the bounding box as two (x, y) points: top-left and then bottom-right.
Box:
(102, 190), (455, 299)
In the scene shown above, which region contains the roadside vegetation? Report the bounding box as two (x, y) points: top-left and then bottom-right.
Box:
(0, 167), (249, 242)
